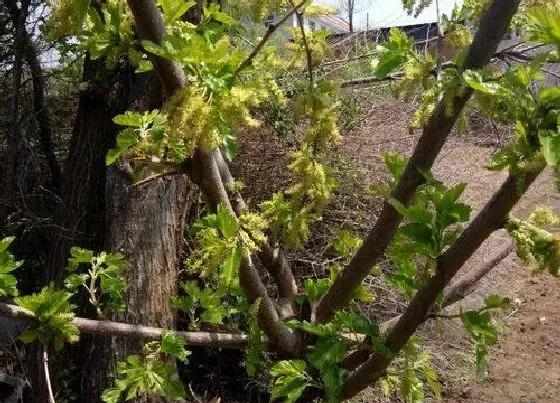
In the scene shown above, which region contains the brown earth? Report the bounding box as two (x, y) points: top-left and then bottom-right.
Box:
(335, 88), (560, 403)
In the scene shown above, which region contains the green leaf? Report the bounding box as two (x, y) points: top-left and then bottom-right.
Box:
(423, 365), (441, 399)
(0, 237), (21, 297)
(373, 28), (413, 78)
(106, 128), (139, 166)
(307, 336), (350, 371)
(539, 130), (560, 166)
(113, 111), (145, 127)
(15, 285), (79, 350)
(321, 364), (346, 403)
(161, 330), (191, 363)
(245, 298), (262, 376)
(64, 273), (89, 291)
(220, 244), (242, 289)
(463, 70), (502, 94)
(388, 197), (409, 217)
(303, 277), (331, 302)
(158, 0), (195, 22)
(66, 247), (94, 272)
(216, 204), (238, 239)
(270, 360), (312, 403)
(483, 294), (511, 311)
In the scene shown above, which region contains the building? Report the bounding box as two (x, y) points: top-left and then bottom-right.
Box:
(264, 12), (350, 35)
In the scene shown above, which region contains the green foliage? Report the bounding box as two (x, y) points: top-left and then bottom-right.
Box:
(102, 339), (187, 403)
(380, 337), (441, 403)
(171, 280), (230, 328)
(286, 312), (379, 401)
(0, 237), (22, 297)
(526, 6), (560, 52)
(372, 28), (414, 78)
(460, 310), (497, 378)
(401, 0), (434, 17)
(15, 285), (79, 351)
(459, 294), (510, 378)
(160, 330), (191, 363)
(269, 360), (316, 403)
(107, 111), (168, 165)
(64, 247), (129, 315)
(384, 165), (471, 296)
(302, 230), (372, 305)
(338, 92), (361, 133)
(245, 298), (263, 376)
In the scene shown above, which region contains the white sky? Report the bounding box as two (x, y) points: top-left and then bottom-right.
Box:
(319, 0), (463, 29)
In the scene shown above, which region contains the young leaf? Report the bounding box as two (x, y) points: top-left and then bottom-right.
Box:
(270, 360), (313, 403)
(161, 330), (191, 363)
(245, 298), (262, 376)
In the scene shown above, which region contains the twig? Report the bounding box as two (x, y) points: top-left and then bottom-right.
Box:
(295, 9), (314, 87)
(235, 1), (306, 75)
(43, 346), (55, 403)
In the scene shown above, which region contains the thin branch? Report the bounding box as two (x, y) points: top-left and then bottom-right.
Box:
(0, 302), (252, 349)
(342, 239), (515, 371)
(315, 0), (522, 326)
(295, 10), (314, 87)
(43, 346), (56, 403)
(235, 1), (306, 75)
(214, 151), (298, 302)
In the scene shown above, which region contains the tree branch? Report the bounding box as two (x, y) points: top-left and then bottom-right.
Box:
(127, 0), (302, 356)
(342, 165), (543, 399)
(341, 238), (515, 370)
(0, 302), (252, 349)
(315, 0), (522, 325)
(235, 1), (306, 75)
(214, 151), (298, 302)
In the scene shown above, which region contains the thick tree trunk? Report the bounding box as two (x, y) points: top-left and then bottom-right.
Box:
(74, 165), (193, 403)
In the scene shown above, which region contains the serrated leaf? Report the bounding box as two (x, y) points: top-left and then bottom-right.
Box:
(161, 330), (190, 363)
(216, 204), (238, 239)
(66, 247), (94, 272)
(539, 130), (560, 166)
(106, 128), (139, 166)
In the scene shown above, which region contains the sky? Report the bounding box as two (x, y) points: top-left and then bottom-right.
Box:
(319, 0), (463, 29)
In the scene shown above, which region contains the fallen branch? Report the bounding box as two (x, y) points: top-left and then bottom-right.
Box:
(0, 302), (251, 349)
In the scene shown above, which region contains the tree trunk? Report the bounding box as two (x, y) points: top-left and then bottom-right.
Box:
(73, 166), (193, 403)
(47, 58), (128, 283)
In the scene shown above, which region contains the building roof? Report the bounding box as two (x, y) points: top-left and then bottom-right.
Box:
(314, 14), (350, 33)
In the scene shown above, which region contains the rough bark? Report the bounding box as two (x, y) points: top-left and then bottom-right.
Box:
(47, 58), (127, 283)
(1, 0), (27, 223)
(22, 27), (61, 191)
(316, 0), (522, 324)
(75, 164), (193, 402)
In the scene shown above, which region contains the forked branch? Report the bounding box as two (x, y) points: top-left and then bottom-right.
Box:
(315, 0), (522, 324)
(342, 166), (543, 399)
(127, 0), (302, 356)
